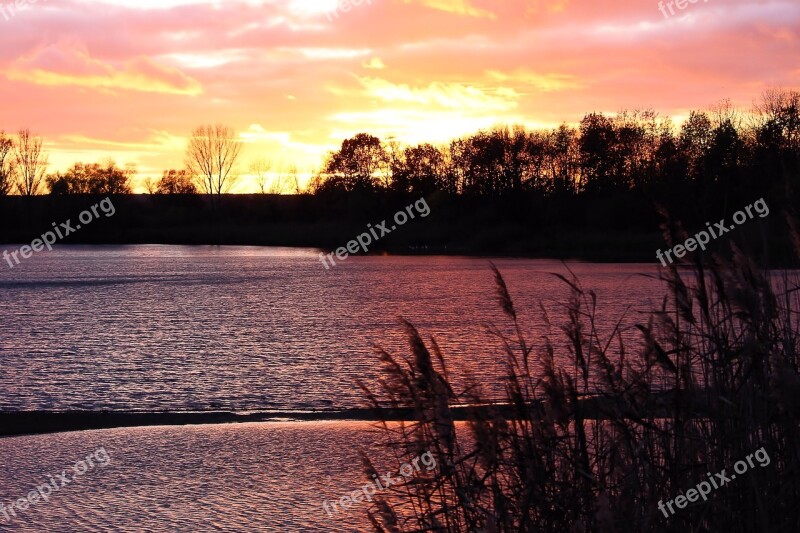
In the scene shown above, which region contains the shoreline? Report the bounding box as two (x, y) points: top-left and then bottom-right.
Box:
(0, 395), (709, 438)
(0, 410), (383, 438)
(0, 241), (662, 264)
(1, 194), (791, 266)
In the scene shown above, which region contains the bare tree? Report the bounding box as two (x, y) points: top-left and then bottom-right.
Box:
(14, 129), (48, 196)
(306, 170), (323, 194)
(143, 176), (158, 194)
(753, 88), (800, 150)
(286, 165), (302, 194)
(185, 124), (242, 200)
(268, 165), (295, 195)
(0, 131), (14, 196)
(123, 162), (138, 185)
(249, 158), (272, 194)
(268, 175), (288, 194)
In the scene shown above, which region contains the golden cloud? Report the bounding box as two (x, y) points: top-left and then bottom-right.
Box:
(487, 69), (584, 92)
(357, 77), (520, 111)
(402, 0), (496, 19)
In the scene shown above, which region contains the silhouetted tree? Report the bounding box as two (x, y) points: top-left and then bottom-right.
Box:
(613, 109), (662, 189)
(318, 133), (387, 192)
(157, 169), (197, 194)
(651, 118), (688, 195)
(751, 89), (800, 196)
(0, 131), (14, 196)
(707, 107), (746, 204)
(185, 124), (242, 201)
(285, 165), (302, 194)
(13, 129), (48, 196)
(523, 130), (551, 193)
(547, 124), (580, 194)
(442, 138), (469, 194)
(391, 143), (446, 195)
(46, 162), (133, 195)
(249, 159), (272, 194)
(144, 177), (158, 194)
(579, 113), (618, 193)
(679, 111), (714, 184)
(754, 88), (800, 151)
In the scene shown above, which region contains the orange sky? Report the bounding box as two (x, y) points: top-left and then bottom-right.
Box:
(0, 0), (798, 192)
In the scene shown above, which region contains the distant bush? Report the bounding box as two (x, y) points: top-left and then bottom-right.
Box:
(47, 162), (132, 195)
(153, 169), (198, 195)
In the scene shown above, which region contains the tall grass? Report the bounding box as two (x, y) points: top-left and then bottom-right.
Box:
(360, 217), (800, 532)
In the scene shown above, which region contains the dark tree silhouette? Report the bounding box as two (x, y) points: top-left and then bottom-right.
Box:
(156, 169), (197, 194)
(13, 129), (48, 196)
(46, 162), (133, 195)
(0, 131), (14, 196)
(318, 133), (387, 192)
(391, 143), (446, 195)
(309, 89), (799, 213)
(185, 124), (242, 200)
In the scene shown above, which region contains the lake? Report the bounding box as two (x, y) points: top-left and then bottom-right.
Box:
(0, 246), (666, 531)
(0, 246), (665, 412)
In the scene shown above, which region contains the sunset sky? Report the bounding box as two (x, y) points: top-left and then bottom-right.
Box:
(1, 0), (798, 192)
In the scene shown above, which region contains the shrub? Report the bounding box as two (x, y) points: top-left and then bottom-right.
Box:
(362, 217), (800, 532)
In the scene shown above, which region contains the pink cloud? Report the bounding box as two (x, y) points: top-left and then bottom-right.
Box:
(4, 43), (202, 95)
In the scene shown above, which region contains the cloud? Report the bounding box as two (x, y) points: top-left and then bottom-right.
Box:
(362, 57), (387, 70)
(4, 44), (202, 95)
(486, 69), (584, 92)
(356, 77), (520, 111)
(402, 0), (496, 19)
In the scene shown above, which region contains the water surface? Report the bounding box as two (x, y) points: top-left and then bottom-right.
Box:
(0, 421), (388, 532)
(0, 246), (664, 412)
(0, 246), (705, 531)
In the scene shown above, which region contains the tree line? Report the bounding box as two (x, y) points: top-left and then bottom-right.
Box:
(314, 90), (799, 208)
(0, 128), (139, 196)
(0, 124), (246, 198)
(1, 89), (798, 210)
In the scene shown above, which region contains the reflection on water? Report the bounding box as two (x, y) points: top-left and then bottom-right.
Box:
(0, 245), (663, 411)
(0, 422), (390, 532)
